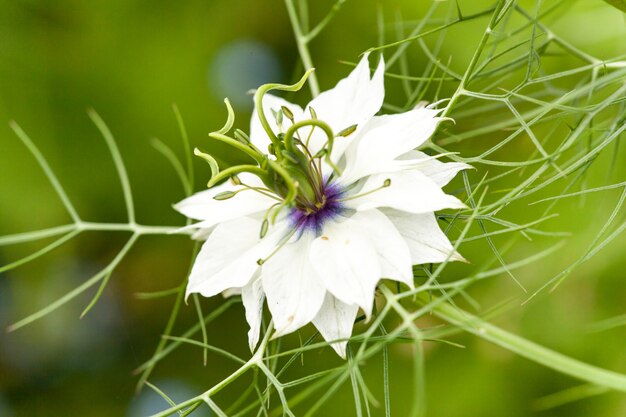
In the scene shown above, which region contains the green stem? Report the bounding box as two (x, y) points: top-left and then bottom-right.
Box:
(133, 299), (238, 375)
(284, 0), (320, 97)
(303, 0), (347, 43)
(0, 224), (76, 246)
(77, 222), (188, 235)
(0, 222), (188, 247)
(149, 322), (275, 417)
(417, 292), (626, 392)
(9, 122), (81, 223)
(88, 109), (136, 224)
(0, 230), (80, 273)
(441, 0), (508, 119)
(172, 104), (194, 196)
(365, 7), (495, 55)
(7, 233), (140, 332)
(135, 281), (187, 392)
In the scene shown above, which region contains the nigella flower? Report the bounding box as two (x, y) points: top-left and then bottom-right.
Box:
(175, 54), (470, 358)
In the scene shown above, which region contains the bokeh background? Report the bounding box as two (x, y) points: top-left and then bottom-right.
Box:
(1, 0), (625, 416)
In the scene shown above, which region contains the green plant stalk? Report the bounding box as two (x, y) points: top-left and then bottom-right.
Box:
(149, 322), (277, 417)
(440, 0), (508, 119)
(7, 233), (139, 332)
(284, 0), (320, 97)
(136, 240), (203, 392)
(88, 109), (136, 224)
(133, 299), (239, 375)
(417, 292), (626, 392)
(172, 104), (194, 196)
(9, 122), (81, 223)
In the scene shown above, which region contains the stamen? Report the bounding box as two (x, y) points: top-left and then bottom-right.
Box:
(238, 183), (282, 202)
(259, 219), (269, 238)
(337, 179), (392, 202)
(213, 191), (237, 200)
(271, 108), (283, 130)
(260, 202), (282, 236)
(281, 105), (294, 121)
(256, 227), (298, 265)
(336, 124), (358, 137)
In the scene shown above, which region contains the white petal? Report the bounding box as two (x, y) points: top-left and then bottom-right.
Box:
(310, 218), (381, 318)
(241, 275), (265, 351)
(174, 173), (275, 230)
(312, 294), (359, 359)
(344, 170), (465, 214)
(350, 210), (413, 288)
(400, 150), (471, 187)
(341, 108), (443, 183)
(261, 234), (326, 337)
(191, 226), (215, 241)
(304, 53), (385, 158)
(250, 93), (304, 152)
(382, 209), (466, 264)
(186, 217), (288, 299)
(222, 287), (242, 298)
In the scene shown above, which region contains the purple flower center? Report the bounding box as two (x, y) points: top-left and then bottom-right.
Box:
(289, 181), (345, 235)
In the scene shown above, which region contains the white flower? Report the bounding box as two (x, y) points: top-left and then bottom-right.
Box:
(175, 54), (470, 358)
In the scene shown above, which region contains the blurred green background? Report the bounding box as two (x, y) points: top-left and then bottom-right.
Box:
(1, 0), (625, 416)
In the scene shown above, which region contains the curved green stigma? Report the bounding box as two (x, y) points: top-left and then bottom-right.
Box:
(195, 67), (352, 225)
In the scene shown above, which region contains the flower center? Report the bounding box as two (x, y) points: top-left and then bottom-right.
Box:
(290, 181), (344, 234)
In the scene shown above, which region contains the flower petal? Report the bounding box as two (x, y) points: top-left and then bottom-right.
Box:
(341, 108), (443, 183)
(382, 209), (466, 264)
(250, 93), (304, 152)
(312, 294), (359, 359)
(310, 218), (381, 318)
(241, 274), (265, 351)
(186, 217), (288, 299)
(344, 170), (465, 214)
(222, 287), (242, 298)
(350, 210), (413, 288)
(400, 150), (471, 187)
(174, 173), (275, 230)
(261, 234), (326, 337)
(305, 53), (385, 158)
